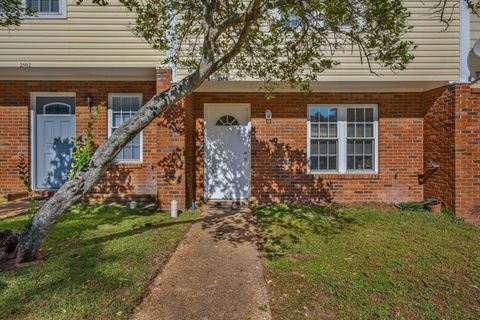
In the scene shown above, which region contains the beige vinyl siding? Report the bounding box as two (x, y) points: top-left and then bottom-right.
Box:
(0, 0), (164, 68)
(176, 0), (461, 82)
(0, 0), (460, 81)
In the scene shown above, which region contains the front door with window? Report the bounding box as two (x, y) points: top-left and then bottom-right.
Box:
(34, 95), (76, 189)
(204, 104), (251, 200)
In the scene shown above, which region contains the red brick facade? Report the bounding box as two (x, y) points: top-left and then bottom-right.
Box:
(0, 76), (180, 206)
(0, 75), (478, 222)
(193, 92), (425, 204)
(423, 86), (456, 209)
(453, 85), (480, 221)
(422, 84), (480, 222)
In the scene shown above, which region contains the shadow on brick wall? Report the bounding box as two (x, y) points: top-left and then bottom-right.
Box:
(251, 128), (333, 204)
(89, 165), (139, 203)
(196, 125), (333, 204)
(158, 147), (184, 184)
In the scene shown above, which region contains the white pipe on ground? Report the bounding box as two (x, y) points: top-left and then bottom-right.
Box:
(171, 200), (178, 218)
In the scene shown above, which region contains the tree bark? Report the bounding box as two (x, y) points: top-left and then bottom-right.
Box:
(13, 0), (261, 263)
(15, 71), (206, 263)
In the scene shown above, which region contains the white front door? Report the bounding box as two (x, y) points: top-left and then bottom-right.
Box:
(33, 95), (76, 189)
(204, 104), (251, 200)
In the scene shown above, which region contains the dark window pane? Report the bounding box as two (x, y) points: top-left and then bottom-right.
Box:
(365, 123), (373, 137)
(329, 124), (337, 137)
(365, 108), (374, 122)
(319, 141), (327, 155)
(112, 97), (122, 111)
(347, 156), (355, 169)
(364, 156), (373, 170)
(364, 140), (373, 154)
(122, 113), (131, 123)
(328, 141), (337, 155)
(328, 156), (337, 170)
(355, 124), (364, 137)
(40, 0), (49, 11)
(356, 108), (365, 122)
(311, 124), (319, 138)
(319, 157), (328, 169)
(27, 0), (39, 11)
(51, 0), (59, 11)
(310, 140), (319, 155)
(113, 112), (122, 127)
(347, 109), (355, 122)
(310, 109), (319, 122)
(347, 141), (354, 154)
(44, 104), (70, 114)
(347, 124), (355, 137)
(319, 124), (328, 137)
(355, 141), (363, 154)
(132, 135), (141, 146)
(319, 109), (329, 122)
(329, 109), (337, 122)
(131, 97), (141, 110)
(133, 146), (140, 160)
(355, 157), (364, 170)
(310, 156), (319, 170)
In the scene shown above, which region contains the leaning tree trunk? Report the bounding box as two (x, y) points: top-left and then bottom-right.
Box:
(12, 0), (260, 262)
(14, 70), (207, 263)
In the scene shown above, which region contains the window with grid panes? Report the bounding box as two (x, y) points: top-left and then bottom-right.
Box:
(108, 94), (143, 162)
(308, 105), (377, 173)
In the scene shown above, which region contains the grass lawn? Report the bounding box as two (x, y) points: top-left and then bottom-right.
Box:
(0, 204), (195, 320)
(255, 204), (480, 320)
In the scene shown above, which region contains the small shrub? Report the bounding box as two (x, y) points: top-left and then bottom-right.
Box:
(69, 103), (103, 179)
(17, 152), (36, 220)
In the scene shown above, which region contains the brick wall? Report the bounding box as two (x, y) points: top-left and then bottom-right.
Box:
(423, 86), (456, 209)
(1, 78), (477, 221)
(0, 89), (30, 193)
(192, 92), (425, 204)
(0, 80), (158, 202)
(423, 84), (480, 223)
(155, 69), (191, 209)
(454, 85), (480, 222)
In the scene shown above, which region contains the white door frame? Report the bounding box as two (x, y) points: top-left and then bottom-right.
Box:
(30, 92), (76, 190)
(203, 103), (252, 200)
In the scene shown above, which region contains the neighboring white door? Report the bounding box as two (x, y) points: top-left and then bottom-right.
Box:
(34, 95), (76, 189)
(204, 103), (251, 200)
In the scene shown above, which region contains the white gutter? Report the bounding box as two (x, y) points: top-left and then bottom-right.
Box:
(459, 0), (471, 83)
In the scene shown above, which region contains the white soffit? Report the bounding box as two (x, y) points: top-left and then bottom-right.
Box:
(0, 67), (156, 81)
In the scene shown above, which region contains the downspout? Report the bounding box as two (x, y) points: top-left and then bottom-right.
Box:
(459, 0), (471, 83)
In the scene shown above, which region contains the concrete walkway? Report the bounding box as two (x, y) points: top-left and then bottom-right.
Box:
(132, 203), (271, 320)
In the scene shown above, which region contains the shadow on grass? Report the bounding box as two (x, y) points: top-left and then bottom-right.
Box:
(0, 204), (195, 319)
(254, 203), (357, 259)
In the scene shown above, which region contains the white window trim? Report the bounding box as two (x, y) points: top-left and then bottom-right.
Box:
(108, 93), (144, 164)
(307, 104), (379, 175)
(23, 0), (67, 19)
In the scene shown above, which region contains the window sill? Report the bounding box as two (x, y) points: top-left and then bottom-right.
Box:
(309, 172), (379, 180)
(112, 161), (143, 168)
(23, 14), (67, 19)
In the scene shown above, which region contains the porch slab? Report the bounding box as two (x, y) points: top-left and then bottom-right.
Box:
(132, 203), (271, 320)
